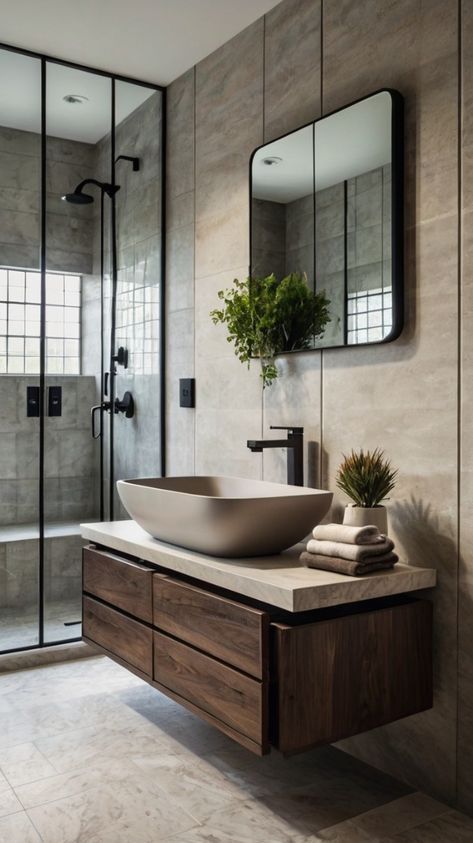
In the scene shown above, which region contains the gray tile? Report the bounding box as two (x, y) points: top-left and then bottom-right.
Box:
(264, 0), (321, 141)
(317, 792), (448, 841)
(0, 812), (41, 843)
(167, 223), (194, 311)
(0, 434), (16, 479)
(0, 742), (56, 787)
(167, 69), (195, 199)
(385, 810), (473, 841)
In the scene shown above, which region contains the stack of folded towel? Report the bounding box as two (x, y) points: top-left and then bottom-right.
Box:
(300, 522), (398, 577)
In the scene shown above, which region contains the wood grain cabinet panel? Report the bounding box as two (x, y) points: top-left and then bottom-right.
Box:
(83, 546), (153, 622)
(271, 599), (433, 754)
(153, 630), (268, 749)
(83, 596), (153, 676)
(153, 575), (268, 678)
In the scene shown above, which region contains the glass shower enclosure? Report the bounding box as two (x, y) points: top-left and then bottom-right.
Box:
(0, 46), (164, 654)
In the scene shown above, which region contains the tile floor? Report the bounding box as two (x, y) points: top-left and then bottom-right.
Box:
(0, 655), (471, 842)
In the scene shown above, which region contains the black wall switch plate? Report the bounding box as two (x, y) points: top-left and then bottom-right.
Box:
(179, 378), (195, 408)
(27, 385), (40, 417)
(48, 385), (62, 417)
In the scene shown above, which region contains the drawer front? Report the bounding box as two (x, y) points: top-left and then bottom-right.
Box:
(153, 575), (268, 678)
(83, 546), (153, 622)
(153, 630), (266, 745)
(272, 599), (433, 754)
(83, 596), (152, 676)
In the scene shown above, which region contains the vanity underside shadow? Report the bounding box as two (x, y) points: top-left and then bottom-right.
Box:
(82, 544), (433, 756)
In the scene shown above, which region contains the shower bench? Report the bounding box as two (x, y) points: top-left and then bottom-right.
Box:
(81, 520), (436, 756)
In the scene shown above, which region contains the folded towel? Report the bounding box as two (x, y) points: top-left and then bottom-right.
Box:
(300, 551), (399, 577)
(312, 523), (385, 545)
(306, 537), (395, 562)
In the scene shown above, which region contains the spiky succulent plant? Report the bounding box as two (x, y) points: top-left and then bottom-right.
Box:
(336, 448), (398, 508)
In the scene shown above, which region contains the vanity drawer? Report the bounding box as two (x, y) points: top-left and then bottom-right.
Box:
(83, 546), (153, 622)
(153, 630), (268, 752)
(153, 575), (268, 679)
(271, 599), (433, 754)
(83, 596), (153, 676)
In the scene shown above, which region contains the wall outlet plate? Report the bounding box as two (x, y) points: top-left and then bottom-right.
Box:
(179, 378), (195, 408)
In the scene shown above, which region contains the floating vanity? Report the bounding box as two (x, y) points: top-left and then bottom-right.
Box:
(81, 520), (436, 756)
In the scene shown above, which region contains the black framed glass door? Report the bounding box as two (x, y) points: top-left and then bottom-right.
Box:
(0, 45), (165, 655)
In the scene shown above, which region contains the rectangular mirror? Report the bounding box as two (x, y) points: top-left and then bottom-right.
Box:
(250, 89), (403, 350)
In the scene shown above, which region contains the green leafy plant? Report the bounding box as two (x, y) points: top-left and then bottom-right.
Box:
(210, 272), (330, 387)
(336, 448), (398, 508)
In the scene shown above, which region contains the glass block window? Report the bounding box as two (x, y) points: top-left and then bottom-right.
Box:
(347, 287), (392, 345)
(0, 268), (81, 374)
(116, 280), (159, 375)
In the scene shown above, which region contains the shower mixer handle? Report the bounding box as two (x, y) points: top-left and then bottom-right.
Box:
(91, 401), (111, 439)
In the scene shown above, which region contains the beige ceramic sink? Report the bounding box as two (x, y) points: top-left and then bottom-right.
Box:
(117, 475), (332, 558)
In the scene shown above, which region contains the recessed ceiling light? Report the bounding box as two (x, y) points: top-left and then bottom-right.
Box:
(262, 156), (283, 166)
(63, 94), (89, 105)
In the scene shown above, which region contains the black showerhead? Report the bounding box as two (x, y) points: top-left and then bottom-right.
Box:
(62, 190), (94, 205)
(61, 178), (120, 205)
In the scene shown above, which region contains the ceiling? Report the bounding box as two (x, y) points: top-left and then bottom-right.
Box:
(252, 92), (392, 202)
(0, 51), (157, 143)
(0, 0), (281, 86)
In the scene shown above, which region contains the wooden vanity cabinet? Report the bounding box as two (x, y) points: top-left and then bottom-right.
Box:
(82, 545), (433, 757)
(270, 598), (433, 754)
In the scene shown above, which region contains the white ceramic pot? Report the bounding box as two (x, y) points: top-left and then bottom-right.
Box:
(343, 504), (388, 534)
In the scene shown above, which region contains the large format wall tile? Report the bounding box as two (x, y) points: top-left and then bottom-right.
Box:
(264, 0), (321, 142)
(194, 20), (264, 278)
(195, 266), (263, 477)
(166, 70), (195, 475)
(194, 23), (264, 475)
(321, 0), (459, 803)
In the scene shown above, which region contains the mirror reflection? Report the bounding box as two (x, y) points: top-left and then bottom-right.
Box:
(250, 90), (402, 350)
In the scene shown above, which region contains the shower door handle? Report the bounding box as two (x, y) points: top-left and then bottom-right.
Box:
(91, 401), (111, 439)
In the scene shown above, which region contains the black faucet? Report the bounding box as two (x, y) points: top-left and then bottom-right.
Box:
(247, 426), (304, 486)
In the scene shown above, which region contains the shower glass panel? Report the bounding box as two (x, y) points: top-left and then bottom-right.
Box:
(0, 47), (164, 656)
(0, 49), (42, 652)
(112, 81), (163, 519)
(43, 63), (112, 643)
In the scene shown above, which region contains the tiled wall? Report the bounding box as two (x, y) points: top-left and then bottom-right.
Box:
(0, 126), (94, 274)
(165, 0), (471, 813)
(80, 92), (164, 517)
(0, 375), (98, 525)
(0, 533), (84, 609)
(113, 92), (163, 515)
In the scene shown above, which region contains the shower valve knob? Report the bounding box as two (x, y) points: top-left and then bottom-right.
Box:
(112, 346), (128, 368)
(114, 391), (134, 418)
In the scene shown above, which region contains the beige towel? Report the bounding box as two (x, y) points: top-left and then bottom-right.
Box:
(300, 551), (398, 577)
(306, 537), (395, 562)
(312, 523), (384, 545)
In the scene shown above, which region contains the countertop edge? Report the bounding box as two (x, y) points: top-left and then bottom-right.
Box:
(81, 522), (437, 613)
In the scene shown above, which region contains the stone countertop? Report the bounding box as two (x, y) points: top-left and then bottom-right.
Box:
(80, 520), (437, 613)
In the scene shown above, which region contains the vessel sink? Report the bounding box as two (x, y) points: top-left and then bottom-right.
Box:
(117, 476), (333, 558)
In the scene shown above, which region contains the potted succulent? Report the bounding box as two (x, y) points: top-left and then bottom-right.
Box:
(336, 448), (398, 534)
(210, 272), (330, 388)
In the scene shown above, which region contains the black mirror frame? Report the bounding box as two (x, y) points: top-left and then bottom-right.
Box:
(249, 88), (404, 351)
